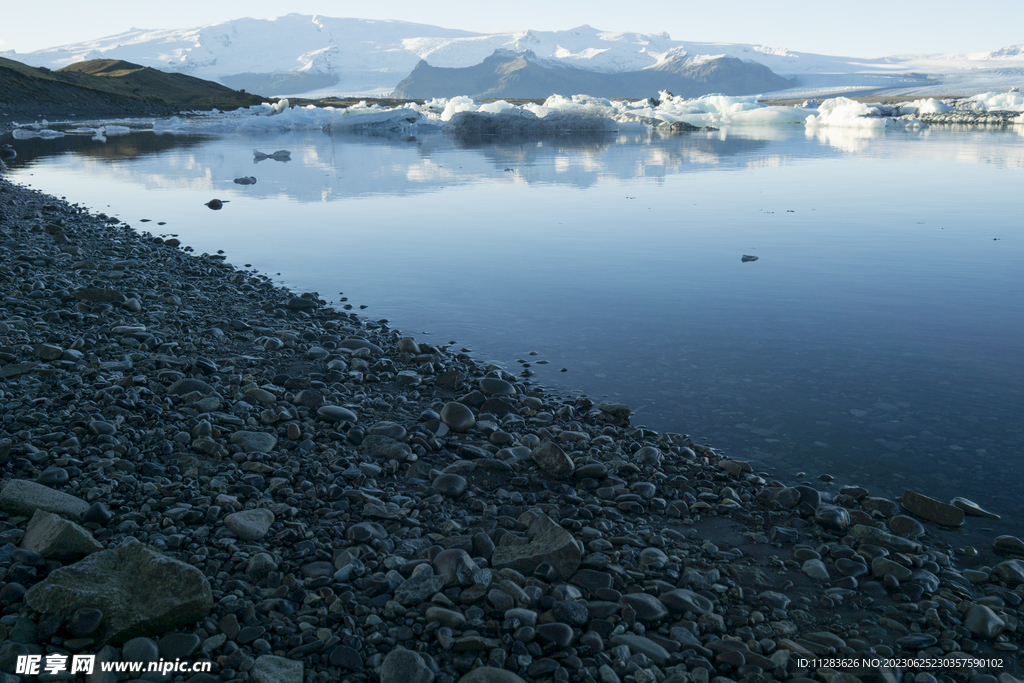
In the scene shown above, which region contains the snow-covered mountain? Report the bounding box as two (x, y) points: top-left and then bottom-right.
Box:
(3, 14), (1023, 98)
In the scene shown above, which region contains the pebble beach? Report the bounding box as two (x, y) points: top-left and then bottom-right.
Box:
(0, 172), (1022, 683)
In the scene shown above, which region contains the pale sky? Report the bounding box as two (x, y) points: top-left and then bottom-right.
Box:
(2, 0), (1022, 57)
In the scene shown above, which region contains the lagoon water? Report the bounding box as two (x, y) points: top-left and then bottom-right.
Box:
(7, 122), (1024, 542)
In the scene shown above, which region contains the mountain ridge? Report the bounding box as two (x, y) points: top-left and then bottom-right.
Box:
(3, 15), (1023, 98)
(391, 50), (792, 99)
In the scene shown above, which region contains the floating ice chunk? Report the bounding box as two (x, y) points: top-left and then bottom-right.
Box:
(962, 90), (1024, 112)
(903, 98), (954, 115)
(249, 99), (291, 116)
(323, 108), (432, 134)
(443, 107), (619, 138)
(805, 97), (888, 129)
(13, 128), (66, 139)
(253, 149), (291, 161)
(440, 96), (482, 122)
(153, 117), (188, 134)
(477, 100), (515, 115)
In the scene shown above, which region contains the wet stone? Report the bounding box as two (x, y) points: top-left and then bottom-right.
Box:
(814, 505), (850, 533)
(992, 560), (1024, 585)
(552, 600), (589, 626)
(479, 377), (516, 396)
(229, 430), (277, 453)
(224, 508), (275, 541)
(993, 535), (1024, 559)
(952, 497), (1001, 520)
(37, 467), (69, 486)
(317, 405), (358, 423)
(440, 402), (475, 433)
(251, 655), (303, 683)
(530, 440), (574, 477)
(361, 434), (412, 461)
(122, 636), (159, 663)
(381, 647), (435, 683)
(965, 605), (1005, 639)
(888, 514), (926, 539)
(433, 473), (468, 497)
(571, 569), (612, 592)
(159, 633), (201, 658)
(329, 645), (363, 670)
(620, 593), (669, 622)
(901, 490), (965, 527)
(896, 634), (937, 649)
(661, 589), (714, 615)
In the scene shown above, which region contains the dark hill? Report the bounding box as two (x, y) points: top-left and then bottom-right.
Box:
(0, 57), (265, 123)
(391, 50), (792, 100)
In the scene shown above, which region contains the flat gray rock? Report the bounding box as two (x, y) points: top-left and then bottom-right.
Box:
(457, 668), (527, 683)
(847, 524), (922, 554)
(609, 634), (669, 665)
(491, 514), (581, 580)
(0, 480), (90, 520)
(380, 647), (434, 683)
(530, 440), (574, 477)
(229, 430), (277, 453)
(361, 434), (412, 461)
(21, 510), (102, 560)
(25, 542), (213, 645)
(251, 655), (303, 683)
(902, 490), (964, 527)
(224, 509), (275, 541)
(317, 405), (358, 423)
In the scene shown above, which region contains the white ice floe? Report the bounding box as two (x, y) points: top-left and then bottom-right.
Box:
(901, 98), (954, 115)
(12, 128), (66, 139)
(961, 90), (1024, 112)
(804, 98), (888, 129)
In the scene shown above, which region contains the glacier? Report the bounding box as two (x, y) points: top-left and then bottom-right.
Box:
(2, 14), (1023, 98)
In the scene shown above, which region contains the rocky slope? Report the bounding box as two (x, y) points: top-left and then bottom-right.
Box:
(0, 57), (264, 124)
(0, 174), (1021, 683)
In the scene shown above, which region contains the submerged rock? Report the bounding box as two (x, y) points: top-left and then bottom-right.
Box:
(901, 490), (964, 527)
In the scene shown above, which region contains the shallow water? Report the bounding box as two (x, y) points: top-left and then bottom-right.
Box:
(6, 122), (1023, 544)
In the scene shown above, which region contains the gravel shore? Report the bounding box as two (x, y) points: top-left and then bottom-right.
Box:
(0, 173), (1022, 683)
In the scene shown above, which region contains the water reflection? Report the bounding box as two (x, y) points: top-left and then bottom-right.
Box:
(4, 124), (1024, 552)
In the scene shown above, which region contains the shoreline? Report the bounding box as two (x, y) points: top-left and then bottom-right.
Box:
(0, 173), (1022, 682)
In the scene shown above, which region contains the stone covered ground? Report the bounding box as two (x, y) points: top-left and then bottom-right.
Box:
(0, 172), (1022, 683)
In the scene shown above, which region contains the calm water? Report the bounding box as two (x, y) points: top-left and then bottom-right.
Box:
(6, 122), (1023, 544)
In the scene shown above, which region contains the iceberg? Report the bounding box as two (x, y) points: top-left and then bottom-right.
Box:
(804, 97), (888, 129)
(962, 90), (1024, 112)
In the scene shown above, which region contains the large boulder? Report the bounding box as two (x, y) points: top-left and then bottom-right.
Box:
(491, 514), (581, 579)
(0, 480), (90, 519)
(25, 542), (213, 645)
